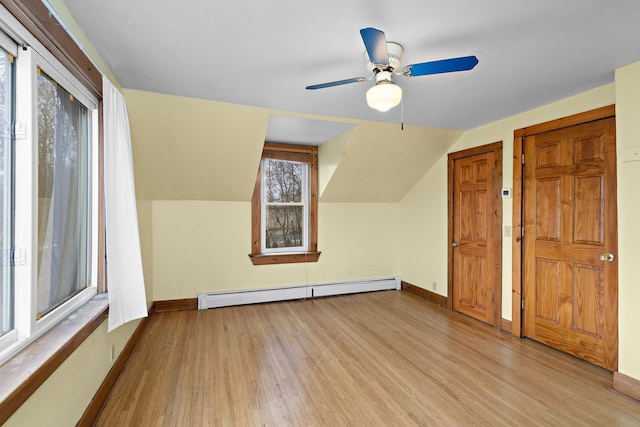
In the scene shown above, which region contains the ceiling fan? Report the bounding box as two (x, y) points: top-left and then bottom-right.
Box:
(306, 27), (479, 112)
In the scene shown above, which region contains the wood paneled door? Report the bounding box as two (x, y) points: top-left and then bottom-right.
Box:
(522, 115), (618, 371)
(448, 142), (502, 327)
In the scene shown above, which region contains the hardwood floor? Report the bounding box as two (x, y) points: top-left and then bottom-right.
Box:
(95, 291), (640, 426)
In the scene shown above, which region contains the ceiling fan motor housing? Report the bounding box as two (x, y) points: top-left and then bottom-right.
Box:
(368, 42), (403, 72)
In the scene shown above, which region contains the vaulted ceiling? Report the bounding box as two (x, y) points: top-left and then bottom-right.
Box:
(64, 0), (640, 131)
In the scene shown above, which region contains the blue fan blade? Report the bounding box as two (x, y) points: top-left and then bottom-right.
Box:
(360, 27), (389, 67)
(306, 77), (367, 90)
(403, 56), (479, 77)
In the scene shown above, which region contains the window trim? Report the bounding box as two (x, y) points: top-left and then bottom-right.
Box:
(260, 157), (309, 254)
(250, 142), (320, 265)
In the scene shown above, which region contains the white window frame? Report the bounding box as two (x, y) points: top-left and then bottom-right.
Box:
(0, 27), (18, 354)
(260, 158), (309, 254)
(0, 6), (99, 364)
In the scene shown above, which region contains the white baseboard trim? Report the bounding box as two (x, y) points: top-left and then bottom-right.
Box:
(197, 276), (401, 310)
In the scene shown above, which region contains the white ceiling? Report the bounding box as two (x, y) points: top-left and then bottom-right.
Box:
(64, 0), (640, 136)
(265, 116), (356, 145)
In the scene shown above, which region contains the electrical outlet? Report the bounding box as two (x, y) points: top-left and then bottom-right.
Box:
(110, 344), (115, 362)
(432, 281), (437, 290)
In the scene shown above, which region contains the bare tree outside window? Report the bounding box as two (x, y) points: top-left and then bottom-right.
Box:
(263, 159), (305, 249)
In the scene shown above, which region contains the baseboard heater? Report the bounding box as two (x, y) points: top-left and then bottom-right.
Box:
(197, 276), (401, 310)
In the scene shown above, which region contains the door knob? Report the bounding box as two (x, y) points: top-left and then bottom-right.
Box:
(451, 242), (459, 247)
(600, 253), (615, 262)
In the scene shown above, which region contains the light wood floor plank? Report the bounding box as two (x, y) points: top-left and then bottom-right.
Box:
(95, 291), (640, 426)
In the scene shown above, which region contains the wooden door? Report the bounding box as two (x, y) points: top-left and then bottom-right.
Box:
(522, 117), (618, 370)
(449, 143), (502, 327)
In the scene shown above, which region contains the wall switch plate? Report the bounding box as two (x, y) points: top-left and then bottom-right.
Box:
(502, 188), (512, 198)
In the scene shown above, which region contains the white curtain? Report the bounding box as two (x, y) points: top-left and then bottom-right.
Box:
(103, 78), (148, 331)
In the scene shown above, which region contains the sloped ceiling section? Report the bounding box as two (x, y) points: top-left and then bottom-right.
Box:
(125, 89), (462, 202)
(125, 90), (269, 201)
(320, 123), (463, 202)
(318, 126), (358, 197)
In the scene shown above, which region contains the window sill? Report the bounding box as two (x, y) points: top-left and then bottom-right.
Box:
(0, 293), (109, 425)
(249, 251), (321, 266)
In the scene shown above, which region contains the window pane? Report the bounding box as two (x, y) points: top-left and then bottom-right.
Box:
(0, 48), (13, 337)
(265, 206), (304, 249)
(264, 159), (302, 203)
(37, 70), (91, 317)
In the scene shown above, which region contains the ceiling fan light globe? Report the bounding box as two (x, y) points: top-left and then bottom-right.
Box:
(366, 81), (402, 112)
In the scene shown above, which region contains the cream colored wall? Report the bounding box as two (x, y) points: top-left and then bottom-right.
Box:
(5, 319), (140, 427)
(152, 201), (399, 300)
(398, 158), (448, 293)
(4, 1), (154, 425)
(614, 62), (640, 381)
(309, 202), (400, 283)
(137, 198), (154, 305)
(398, 83), (616, 320)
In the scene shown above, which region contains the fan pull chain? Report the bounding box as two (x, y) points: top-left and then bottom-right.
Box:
(400, 95), (404, 130)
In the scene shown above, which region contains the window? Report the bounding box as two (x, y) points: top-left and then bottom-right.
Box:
(0, 10), (99, 363)
(36, 68), (92, 318)
(262, 157), (308, 252)
(250, 142), (320, 265)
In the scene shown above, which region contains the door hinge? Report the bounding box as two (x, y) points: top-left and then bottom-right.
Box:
(12, 120), (26, 140)
(521, 227), (525, 238)
(521, 153), (525, 164)
(522, 299), (525, 310)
